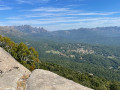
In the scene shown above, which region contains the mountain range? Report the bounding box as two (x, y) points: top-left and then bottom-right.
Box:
(1, 25), (120, 45)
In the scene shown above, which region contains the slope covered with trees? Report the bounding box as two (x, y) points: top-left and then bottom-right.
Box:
(23, 39), (120, 81)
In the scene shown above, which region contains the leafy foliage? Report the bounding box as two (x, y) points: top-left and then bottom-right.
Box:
(0, 35), (40, 71)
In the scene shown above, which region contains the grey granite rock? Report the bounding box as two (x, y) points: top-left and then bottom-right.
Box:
(0, 69), (22, 90)
(0, 47), (31, 75)
(0, 47), (31, 90)
(26, 69), (93, 90)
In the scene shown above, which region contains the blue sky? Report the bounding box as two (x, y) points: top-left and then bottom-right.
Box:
(0, 0), (120, 31)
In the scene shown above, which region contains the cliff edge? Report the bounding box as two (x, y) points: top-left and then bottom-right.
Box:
(26, 69), (93, 90)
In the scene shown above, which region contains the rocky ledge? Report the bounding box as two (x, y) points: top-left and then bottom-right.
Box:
(26, 69), (93, 90)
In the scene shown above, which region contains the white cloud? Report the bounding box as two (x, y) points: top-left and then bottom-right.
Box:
(0, 7), (12, 10)
(30, 7), (118, 16)
(43, 17), (120, 30)
(22, 11), (118, 20)
(67, 12), (119, 16)
(0, 5), (5, 6)
(1, 5), (120, 30)
(23, 12), (65, 18)
(16, 0), (31, 4)
(6, 17), (22, 20)
(31, 7), (70, 12)
(16, 0), (50, 4)
(2, 17), (120, 31)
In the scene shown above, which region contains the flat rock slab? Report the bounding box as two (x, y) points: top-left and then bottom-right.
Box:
(26, 69), (93, 90)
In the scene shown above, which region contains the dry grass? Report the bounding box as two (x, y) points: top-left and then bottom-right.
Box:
(17, 74), (29, 90)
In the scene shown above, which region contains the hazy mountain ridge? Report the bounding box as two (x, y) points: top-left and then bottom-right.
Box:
(53, 26), (120, 39)
(53, 26), (120, 45)
(14, 25), (48, 33)
(0, 26), (24, 37)
(1, 25), (120, 45)
(1, 25), (120, 35)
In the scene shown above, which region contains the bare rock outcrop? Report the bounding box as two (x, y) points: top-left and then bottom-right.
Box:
(0, 47), (31, 90)
(26, 69), (93, 90)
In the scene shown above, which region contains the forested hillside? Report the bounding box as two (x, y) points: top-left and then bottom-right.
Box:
(20, 39), (120, 81)
(0, 35), (120, 90)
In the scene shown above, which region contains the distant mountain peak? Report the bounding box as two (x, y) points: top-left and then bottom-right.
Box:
(14, 25), (48, 33)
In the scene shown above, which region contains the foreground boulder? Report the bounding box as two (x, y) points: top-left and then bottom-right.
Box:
(26, 69), (93, 90)
(0, 47), (31, 90)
